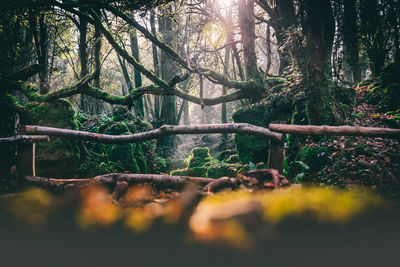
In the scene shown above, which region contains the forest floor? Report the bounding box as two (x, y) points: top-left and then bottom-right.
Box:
(1, 81), (400, 266)
(297, 83), (400, 198)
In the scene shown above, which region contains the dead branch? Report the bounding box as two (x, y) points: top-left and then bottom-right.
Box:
(0, 135), (49, 144)
(24, 173), (215, 190)
(269, 124), (400, 138)
(202, 177), (239, 192)
(21, 123), (282, 143)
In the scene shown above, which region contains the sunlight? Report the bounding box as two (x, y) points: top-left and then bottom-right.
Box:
(216, 0), (236, 8)
(202, 21), (226, 48)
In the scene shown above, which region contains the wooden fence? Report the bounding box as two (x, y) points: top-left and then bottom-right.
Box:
(1, 121), (399, 184)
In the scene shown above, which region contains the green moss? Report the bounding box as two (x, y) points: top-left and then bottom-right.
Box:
(170, 169), (188, 176)
(232, 100), (291, 164)
(77, 107), (157, 177)
(170, 147), (250, 178)
(186, 147), (213, 168)
(206, 163), (237, 178)
(20, 100), (80, 178)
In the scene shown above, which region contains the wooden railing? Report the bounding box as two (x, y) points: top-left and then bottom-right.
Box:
(1, 122), (399, 184)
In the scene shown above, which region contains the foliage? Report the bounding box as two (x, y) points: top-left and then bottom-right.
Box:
(364, 63), (400, 113)
(170, 146), (250, 178)
(77, 107), (158, 177)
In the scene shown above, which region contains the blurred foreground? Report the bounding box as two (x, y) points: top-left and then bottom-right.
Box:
(1, 185), (399, 266)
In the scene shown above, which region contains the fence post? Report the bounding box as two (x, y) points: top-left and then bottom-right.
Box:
(16, 117), (35, 182)
(268, 121), (286, 174)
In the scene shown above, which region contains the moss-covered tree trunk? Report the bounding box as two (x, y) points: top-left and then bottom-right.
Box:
(158, 5), (179, 149)
(238, 0), (264, 102)
(92, 16), (104, 114)
(150, 10), (161, 123)
(303, 0), (337, 125)
(78, 13), (91, 114)
(130, 27), (144, 118)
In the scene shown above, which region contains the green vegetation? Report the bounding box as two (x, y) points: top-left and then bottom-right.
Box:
(170, 147), (248, 178)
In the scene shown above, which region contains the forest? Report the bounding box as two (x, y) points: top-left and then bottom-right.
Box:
(0, 0), (400, 266)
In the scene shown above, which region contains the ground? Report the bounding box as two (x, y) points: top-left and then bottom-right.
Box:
(288, 82), (400, 198)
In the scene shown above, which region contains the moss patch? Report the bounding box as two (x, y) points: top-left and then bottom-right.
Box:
(77, 107), (156, 177)
(170, 146), (251, 179)
(232, 92), (293, 164)
(20, 100), (80, 178)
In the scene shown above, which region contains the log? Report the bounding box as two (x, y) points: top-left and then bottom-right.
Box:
(21, 123), (282, 143)
(202, 177), (239, 193)
(0, 135), (50, 144)
(24, 173), (215, 190)
(269, 124), (400, 138)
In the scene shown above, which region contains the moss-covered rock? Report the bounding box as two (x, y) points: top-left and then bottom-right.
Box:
(186, 147), (213, 168)
(170, 146), (250, 179)
(232, 93), (292, 164)
(77, 107), (156, 177)
(206, 163), (237, 178)
(20, 100), (80, 178)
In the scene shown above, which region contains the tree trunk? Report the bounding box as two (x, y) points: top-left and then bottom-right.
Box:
(130, 27), (144, 118)
(158, 5), (179, 150)
(303, 0), (337, 125)
(343, 0), (361, 82)
(150, 10), (161, 123)
(78, 13), (91, 113)
(92, 18), (104, 114)
(238, 0), (258, 80)
(275, 0), (296, 74)
(29, 12), (50, 94)
(360, 0), (386, 76)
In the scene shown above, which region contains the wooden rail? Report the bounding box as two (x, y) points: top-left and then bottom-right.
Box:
(21, 123), (282, 143)
(269, 124), (400, 138)
(7, 123), (400, 185)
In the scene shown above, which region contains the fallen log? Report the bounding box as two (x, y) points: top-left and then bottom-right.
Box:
(269, 124), (400, 138)
(0, 135), (50, 144)
(21, 123), (282, 143)
(202, 177), (239, 193)
(25, 173), (215, 190)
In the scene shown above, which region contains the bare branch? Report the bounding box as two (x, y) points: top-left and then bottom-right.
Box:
(21, 123), (282, 143)
(0, 135), (49, 144)
(269, 124), (400, 138)
(25, 173), (215, 190)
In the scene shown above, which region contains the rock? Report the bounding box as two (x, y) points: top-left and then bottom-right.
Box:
(21, 100), (80, 178)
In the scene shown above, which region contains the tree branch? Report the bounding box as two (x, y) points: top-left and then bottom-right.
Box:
(25, 173), (215, 190)
(21, 123), (282, 143)
(269, 124), (400, 138)
(0, 135), (49, 144)
(1, 64), (44, 82)
(102, 3), (255, 91)
(17, 73), (245, 106)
